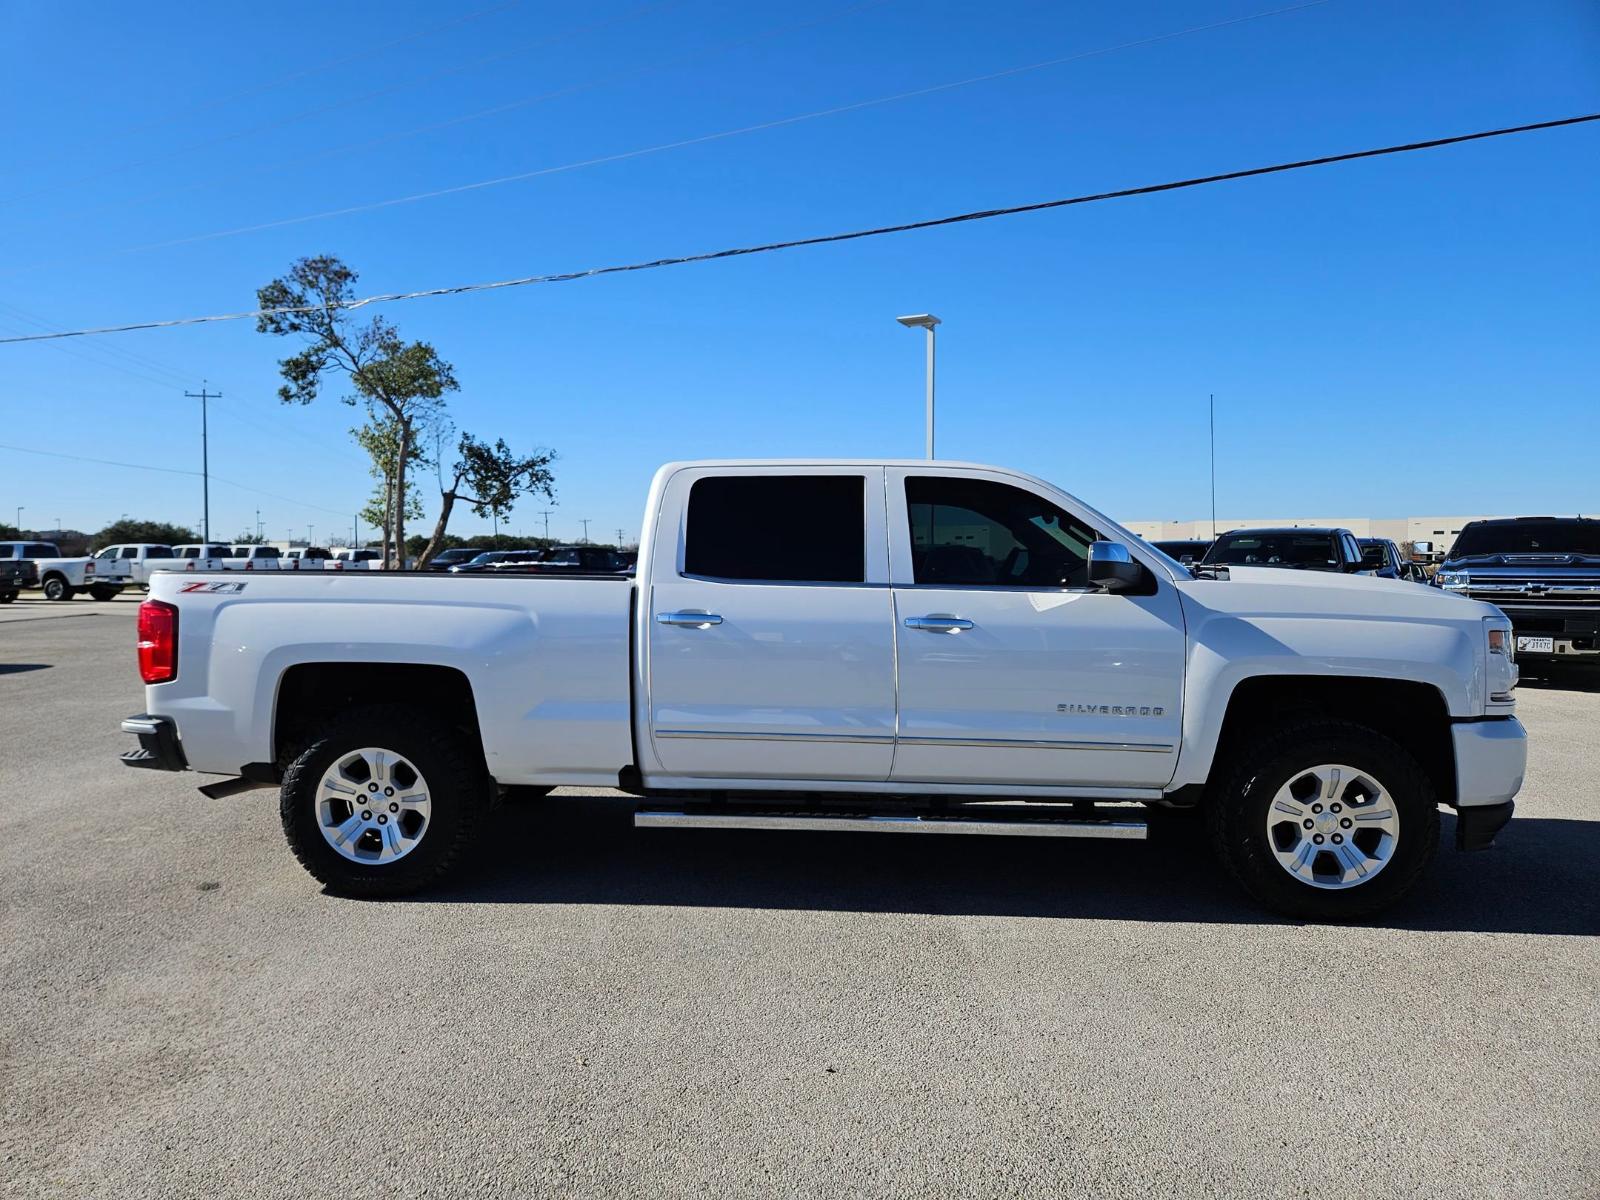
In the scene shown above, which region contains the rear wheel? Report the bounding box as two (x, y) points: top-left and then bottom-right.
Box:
(280, 705), (489, 898)
(0, 591), (15, 604)
(1207, 720), (1438, 920)
(41, 575), (71, 601)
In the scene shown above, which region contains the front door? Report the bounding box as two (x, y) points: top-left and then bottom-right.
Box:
(887, 468), (1185, 790)
(644, 467), (896, 783)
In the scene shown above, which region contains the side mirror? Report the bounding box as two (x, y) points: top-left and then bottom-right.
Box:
(1087, 541), (1147, 593)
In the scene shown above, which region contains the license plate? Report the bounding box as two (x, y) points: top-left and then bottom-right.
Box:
(1516, 636), (1555, 654)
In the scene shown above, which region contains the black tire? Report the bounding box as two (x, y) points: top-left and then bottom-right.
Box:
(280, 704), (489, 898)
(88, 585), (120, 601)
(1206, 719), (1438, 921)
(41, 575), (71, 601)
(0, 591), (15, 604)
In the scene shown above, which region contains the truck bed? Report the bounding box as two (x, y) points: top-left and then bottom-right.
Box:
(146, 570), (635, 785)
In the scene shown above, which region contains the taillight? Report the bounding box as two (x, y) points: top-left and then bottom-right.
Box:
(137, 599), (178, 684)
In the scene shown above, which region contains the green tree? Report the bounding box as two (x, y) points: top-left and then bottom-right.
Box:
(417, 434), (557, 567)
(92, 519), (197, 550)
(353, 413), (428, 564)
(256, 256), (457, 568)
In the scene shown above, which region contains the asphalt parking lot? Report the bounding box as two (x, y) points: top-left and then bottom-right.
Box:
(2, 595), (1597, 1199)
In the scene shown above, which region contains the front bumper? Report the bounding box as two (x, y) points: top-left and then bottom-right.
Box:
(120, 713), (188, 772)
(1451, 715), (1525, 842)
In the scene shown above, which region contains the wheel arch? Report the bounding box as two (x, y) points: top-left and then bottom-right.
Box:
(271, 662), (487, 778)
(1201, 675), (1456, 808)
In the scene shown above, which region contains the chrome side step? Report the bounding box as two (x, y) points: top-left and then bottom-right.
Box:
(634, 808), (1146, 840)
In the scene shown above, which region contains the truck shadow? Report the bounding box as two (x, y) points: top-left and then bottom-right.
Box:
(419, 797), (1600, 936)
(1515, 665), (1600, 694)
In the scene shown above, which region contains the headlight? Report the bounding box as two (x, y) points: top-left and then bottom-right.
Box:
(1487, 626), (1512, 659)
(1436, 570), (1469, 591)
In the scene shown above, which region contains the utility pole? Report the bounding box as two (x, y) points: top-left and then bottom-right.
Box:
(255, 508), (263, 540)
(1209, 393), (1217, 540)
(352, 514), (359, 549)
(539, 509), (553, 544)
(308, 524), (315, 548)
(184, 383), (221, 543)
(579, 518), (591, 544)
(14, 506), (22, 531)
(616, 528), (625, 548)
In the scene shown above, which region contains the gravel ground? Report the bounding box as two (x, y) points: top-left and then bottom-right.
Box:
(2, 596), (1597, 1199)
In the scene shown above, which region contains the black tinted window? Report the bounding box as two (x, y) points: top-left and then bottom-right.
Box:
(686, 475), (864, 583)
(1206, 533), (1338, 568)
(22, 544), (56, 559)
(1451, 521), (1600, 557)
(906, 476), (1100, 588)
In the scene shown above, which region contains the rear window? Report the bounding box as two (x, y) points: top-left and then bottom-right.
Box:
(686, 475), (865, 583)
(1205, 532), (1337, 568)
(1358, 541), (1388, 568)
(1451, 521), (1600, 558)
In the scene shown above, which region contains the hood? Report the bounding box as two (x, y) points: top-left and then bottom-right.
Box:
(1179, 564), (1496, 621)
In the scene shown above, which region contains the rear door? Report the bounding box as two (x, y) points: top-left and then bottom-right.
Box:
(887, 467), (1186, 790)
(644, 466), (896, 782)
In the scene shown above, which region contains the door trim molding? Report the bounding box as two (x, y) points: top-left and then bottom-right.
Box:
(654, 728), (895, 745)
(654, 729), (1172, 753)
(897, 735), (1174, 753)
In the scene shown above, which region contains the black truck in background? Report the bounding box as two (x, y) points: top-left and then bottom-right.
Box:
(1437, 517), (1600, 664)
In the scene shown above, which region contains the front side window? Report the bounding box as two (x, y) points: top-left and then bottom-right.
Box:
(97, 547), (120, 559)
(906, 476), (1100, 588)
(686, 474), (865, 583)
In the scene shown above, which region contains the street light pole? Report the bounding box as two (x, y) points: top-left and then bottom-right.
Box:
(896, 314), (941, 458)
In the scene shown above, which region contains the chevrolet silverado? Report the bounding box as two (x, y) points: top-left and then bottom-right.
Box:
(119, 460), (1527, 919)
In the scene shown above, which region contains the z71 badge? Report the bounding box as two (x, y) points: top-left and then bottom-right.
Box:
(177, 581), (249, 594)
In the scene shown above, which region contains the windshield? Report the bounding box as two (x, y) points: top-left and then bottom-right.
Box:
(1358, 541), (1389, 569)
(1205, 532), (1337, 569)
(1450, 521), (1600, 558)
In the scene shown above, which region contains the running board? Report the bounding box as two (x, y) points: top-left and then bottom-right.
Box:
(634, 808), (1146, 840)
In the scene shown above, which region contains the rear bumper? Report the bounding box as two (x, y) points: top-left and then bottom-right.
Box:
(1452, 717), (1525, 810)
(120, 713), (188, 772)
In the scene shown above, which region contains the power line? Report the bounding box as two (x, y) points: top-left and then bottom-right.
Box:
(49, 0), (1336, 265)
(0, 440), (356, 517)
(2, 112), (1592, 348)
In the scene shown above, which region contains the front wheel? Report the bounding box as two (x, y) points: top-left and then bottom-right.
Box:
(41, 576), (72, 601)
(0, 591), (15, 604)
(1207, 720), (1438, 920)
(280, 705), (489, 898)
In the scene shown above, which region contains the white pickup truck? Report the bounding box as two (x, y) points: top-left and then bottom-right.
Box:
(97, 543), (285, 585)
(119, 460), (1527, 919)
(1, 540), (132, 600)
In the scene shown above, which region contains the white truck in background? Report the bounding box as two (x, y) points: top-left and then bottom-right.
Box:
(119, 459), (1527, 920)
(0, 540), (131, 601)
(97, 543), (285, 584)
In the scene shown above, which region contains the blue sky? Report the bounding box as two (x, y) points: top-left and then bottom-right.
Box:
(1, 0), (1596, 545)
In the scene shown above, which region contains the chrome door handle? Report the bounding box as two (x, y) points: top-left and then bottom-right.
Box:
(656, 611), (724, 628)
(904, 615), (974, 633)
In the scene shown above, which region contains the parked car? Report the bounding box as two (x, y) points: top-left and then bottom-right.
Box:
(1436, 516), (1600, 663)
(1356, 538), (1406, 580)
(445, 550), (541, 574)
(523, 545), (622, 574)
(0, 540), (131, 601)
(331, 549), (381, 570)
(426, 548), (487, 571)
(0, 555), (36, 603)
(93, 543), (175, 587)
(1200, 528), (1365, 573)
(120, 458), (1525, 922)
(283, 547), (332, 569)
(1151, 538), (1213, 564)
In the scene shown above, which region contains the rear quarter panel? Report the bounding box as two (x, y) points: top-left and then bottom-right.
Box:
(145, 573), (634, 785)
